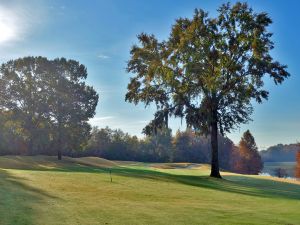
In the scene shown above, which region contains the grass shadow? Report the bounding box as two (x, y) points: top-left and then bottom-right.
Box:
(108, 166), (300, 201)
(0, 169), (58, 225)
(1, 156), (300, 202)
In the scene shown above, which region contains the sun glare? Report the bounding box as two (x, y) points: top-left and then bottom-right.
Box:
(0, 6), (19, 44)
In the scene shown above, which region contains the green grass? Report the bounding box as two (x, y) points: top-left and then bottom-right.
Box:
(263, 161), (296, 177)
(0, 156), (300, 225)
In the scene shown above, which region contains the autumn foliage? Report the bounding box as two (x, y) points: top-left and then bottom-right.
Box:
(231, 130), (263, 175)
(295, 150), (300, 178)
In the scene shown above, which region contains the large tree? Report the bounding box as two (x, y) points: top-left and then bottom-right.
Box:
(46, 58), (98, 160)
(0, 57), (99, 159)
(125, 2), (289, 178)
(0, 57), (52, 154)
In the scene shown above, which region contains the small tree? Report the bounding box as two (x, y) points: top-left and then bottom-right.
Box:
(274, 168), (288, 178)
(233, 130), (263, 174)
(296, 150), (300, 178)
(125, 2), (289, 178)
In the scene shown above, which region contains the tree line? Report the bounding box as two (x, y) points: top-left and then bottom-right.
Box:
(260, 144), (299, 162)
(0, 73), (263, 175)
(82, 127), (263, 174)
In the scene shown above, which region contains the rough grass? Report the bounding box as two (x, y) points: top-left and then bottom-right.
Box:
(0, 156), (300, 225)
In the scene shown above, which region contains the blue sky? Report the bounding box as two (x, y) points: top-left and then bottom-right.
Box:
(0, 0), (299, 149)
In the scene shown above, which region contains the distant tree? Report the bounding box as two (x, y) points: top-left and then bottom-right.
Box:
(125, 2), (289, 178)
(86, 127), (112, 156)
(172, 129), (235, 169)
(260, 144), (299, 162)
(233, 130), (263, 174)
(218, 135), (236, 170)
(107, 129), (133, 160)
(274, 167), (288, 178)
(144, 127), (173, 162)
(85, 127), (141, 161)
(172, 129), (209, 163)
(296, 150), (300, 178)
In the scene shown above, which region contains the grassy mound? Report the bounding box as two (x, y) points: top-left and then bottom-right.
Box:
(0, 156), (299, 225)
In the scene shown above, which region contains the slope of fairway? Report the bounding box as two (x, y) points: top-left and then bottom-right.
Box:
(0, 156), (300, 225)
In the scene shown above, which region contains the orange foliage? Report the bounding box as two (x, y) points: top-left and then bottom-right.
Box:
(231, 146), (263, 175)
(296, 150), (300, 178)
(231, 130), (263, 175)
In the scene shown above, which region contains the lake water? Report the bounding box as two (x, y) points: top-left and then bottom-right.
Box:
(263, 161), (296, 177)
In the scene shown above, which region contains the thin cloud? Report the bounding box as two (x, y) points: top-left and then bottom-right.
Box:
(89, 116), (114, 123)
(137, 120), (148, 124)
(97, 54), (110, 59)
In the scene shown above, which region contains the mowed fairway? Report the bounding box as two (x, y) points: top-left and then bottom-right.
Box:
(0, 156), (300, 225)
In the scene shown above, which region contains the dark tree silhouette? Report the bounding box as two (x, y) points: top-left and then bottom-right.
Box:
(125, 2), (289, 178)
(274, 168), (288, 178)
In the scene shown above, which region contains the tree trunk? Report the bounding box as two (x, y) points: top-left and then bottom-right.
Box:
(57, 149), (62, 160)
(210, 107), (222, 178)
(57, 122), (62, 160)
(28, 136), (34, 155)
(26, 117), (35, 155)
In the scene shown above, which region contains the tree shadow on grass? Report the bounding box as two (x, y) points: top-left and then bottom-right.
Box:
(2, 158), (300, 202)
(0, 169), (58, 225)
(108, 166), (300, 201)
(28, 163), (300, 201)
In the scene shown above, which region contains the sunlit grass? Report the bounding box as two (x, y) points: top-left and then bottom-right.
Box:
(0, 156), (299, 225)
